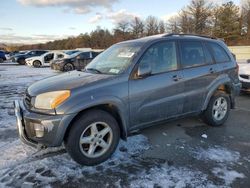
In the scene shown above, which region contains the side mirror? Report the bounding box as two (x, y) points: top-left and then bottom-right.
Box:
(137, 63), (152, 78)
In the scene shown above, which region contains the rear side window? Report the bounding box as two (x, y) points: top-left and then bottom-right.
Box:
(80, 52), (90, 59)
(207, 42), (230, 63)
(92, 52), (100, 58)
(180, 41), (207, 68)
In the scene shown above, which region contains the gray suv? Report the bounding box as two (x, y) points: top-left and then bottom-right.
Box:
(14, 34), (241, 166)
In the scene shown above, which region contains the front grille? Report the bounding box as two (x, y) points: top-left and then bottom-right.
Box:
(24, 92), (32, 109)
(240, 74), (249, 80)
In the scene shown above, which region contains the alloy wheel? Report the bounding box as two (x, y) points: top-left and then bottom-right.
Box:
(79, 122), (113, 158)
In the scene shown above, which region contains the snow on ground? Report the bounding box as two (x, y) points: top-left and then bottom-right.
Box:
(0, 64), (246, 187)
(193, 146), (240, 164)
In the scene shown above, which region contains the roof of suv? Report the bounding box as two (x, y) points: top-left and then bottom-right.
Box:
(121, 33), (222, 45)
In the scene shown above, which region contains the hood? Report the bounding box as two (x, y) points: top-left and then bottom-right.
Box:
(27, 71), (114, 96)
(239, 63), (250, 75)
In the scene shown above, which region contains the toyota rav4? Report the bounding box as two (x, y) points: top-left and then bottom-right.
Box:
(14, 34), (241, 166)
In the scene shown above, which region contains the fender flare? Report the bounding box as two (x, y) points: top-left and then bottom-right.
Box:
(56, 96), (129, 143)
(202, 75), (233, 111)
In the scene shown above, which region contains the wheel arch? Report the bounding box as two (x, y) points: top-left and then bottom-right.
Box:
(63, 103), (128, 143)
(33, 60), (42, 67)
(202, 78), (234, 111)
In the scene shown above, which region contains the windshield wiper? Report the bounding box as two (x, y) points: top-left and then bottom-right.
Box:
(85, 68), (103, 74)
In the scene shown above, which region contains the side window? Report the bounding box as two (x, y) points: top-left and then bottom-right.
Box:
(180, 41), (207, 68)
(80, 52), (90, 59)
(30, 51), (36, 55)
(139, 41), (178, 74)
(57, 54), (64, 59)
(45, 53), (54, 61)
(203, 44), (214, 64)
(207, 42), (230, 63)
(92, 52), (100, 58)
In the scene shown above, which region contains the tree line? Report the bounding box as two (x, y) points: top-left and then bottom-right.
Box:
(8, 0), (250, 51)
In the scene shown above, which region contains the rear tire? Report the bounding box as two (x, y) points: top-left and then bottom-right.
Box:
(63, 63), (74, 71)
(201, 91), (230, 127)
(33, 60), (41, 68)
(18, 59), (26, 65)
(65, 110), (120, 166)
(0, 58), (3, 63)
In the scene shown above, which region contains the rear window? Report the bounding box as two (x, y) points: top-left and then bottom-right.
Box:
(207, 42), (230, 63)
(180, 41), (207, 68)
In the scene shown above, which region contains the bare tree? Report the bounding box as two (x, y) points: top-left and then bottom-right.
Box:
(131, 17), (144, 38)
(166, 15), (181, 33)
(178, 9), (193, 33)
(241, 0), (250, 37)
(186, 0), (213, 34)
(158, 20), (166, 34)
(145, 16), (159, 36)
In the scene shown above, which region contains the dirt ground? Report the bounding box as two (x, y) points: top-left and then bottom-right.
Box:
(0, 63), (249, 188)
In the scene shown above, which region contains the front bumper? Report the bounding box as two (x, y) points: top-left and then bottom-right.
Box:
(14, 100), (38, 148)
(14, 100), (76, 148)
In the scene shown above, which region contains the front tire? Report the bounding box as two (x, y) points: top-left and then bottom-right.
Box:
(0, 58), (4, 63)
(201, 91), (230, 127)
(65, 110), (120, 166)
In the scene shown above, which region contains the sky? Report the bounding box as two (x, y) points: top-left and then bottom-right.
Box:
(0, 0), (241, 44)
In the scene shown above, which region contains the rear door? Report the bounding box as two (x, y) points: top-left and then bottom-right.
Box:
(129, 41), (185, 128)
(179, 40), (219, 113)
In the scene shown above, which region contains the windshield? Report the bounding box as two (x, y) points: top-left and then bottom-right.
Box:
(85, 43), (142, 75)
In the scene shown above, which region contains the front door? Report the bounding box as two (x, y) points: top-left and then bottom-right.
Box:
(129, 41), (185, 129)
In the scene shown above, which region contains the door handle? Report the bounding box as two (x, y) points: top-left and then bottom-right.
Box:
(172, 75), (182, 81)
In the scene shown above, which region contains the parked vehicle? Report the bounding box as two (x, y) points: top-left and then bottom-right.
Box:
(14, 34), (241, 166)
(50, 50), (102, 72)
(0, 51), (6, 63)
(26, 51), (70, 68)
(238, 61), (250, 92)
(12, 50), (48, 65)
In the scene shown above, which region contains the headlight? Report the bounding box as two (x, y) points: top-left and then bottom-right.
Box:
(34, 90), (70, 110)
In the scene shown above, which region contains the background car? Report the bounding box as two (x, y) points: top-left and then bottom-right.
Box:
(0, 51), (7, 63)
(12, 50), (48, 65)
(50, 50), (102, 71)
(238, 61), (250, 92)
(25, 51), (70, 68)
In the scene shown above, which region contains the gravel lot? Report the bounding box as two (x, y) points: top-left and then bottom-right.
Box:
(0, 63), (249, 188)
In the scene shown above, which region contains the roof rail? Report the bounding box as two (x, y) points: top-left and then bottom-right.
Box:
(162, 33), (218, 40)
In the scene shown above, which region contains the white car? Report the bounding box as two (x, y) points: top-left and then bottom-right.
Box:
(26, 51), (70, 68)
(238, 61), (250, 92)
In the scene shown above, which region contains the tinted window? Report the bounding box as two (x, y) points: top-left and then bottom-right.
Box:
(57, 54), (64, 59)
(79, 52), (90, 59)
(207, 42), (230, 63)
(139, 41), (177, 74)
(203, 44), (214, 64)
(45, 53), (54, 61)
(92, 52), (100, 58)
(180, 41), (207, 68)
